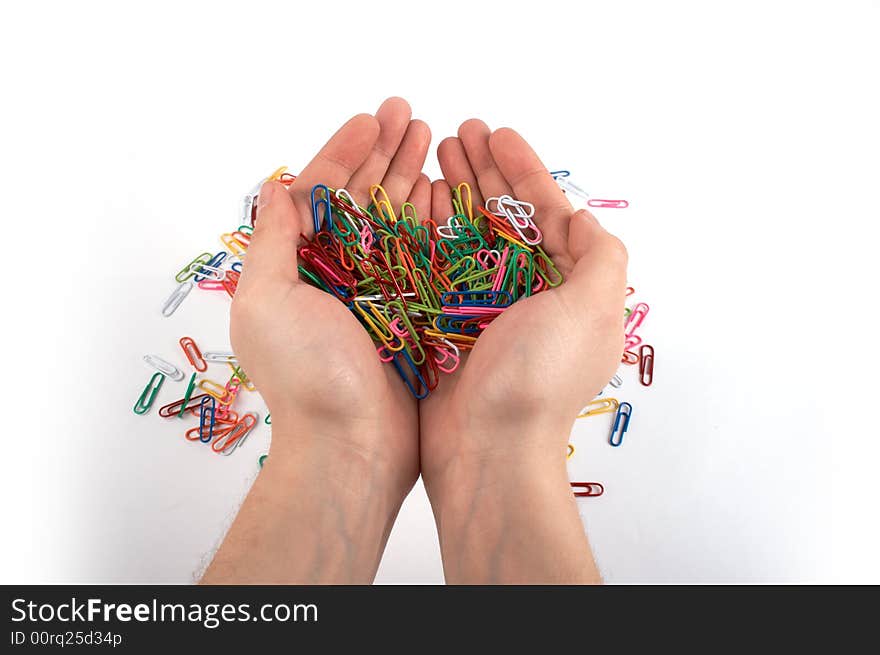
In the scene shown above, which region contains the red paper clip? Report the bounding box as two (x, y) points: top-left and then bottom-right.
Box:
(639, 344), (654, 386)
(158, 393), (210, 418)
(179, 336), (207, 372)
(587, 199), (629, 209)
(621, 350), (639, 365)
(571, 482), (605, 497)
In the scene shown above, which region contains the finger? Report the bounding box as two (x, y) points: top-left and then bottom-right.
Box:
(380, 119), (432, 210)
(406, 174), (432, 222)
(430, 179), (454, 222)
(238, 181), (300, 293)
(458, 119), (513, 202)
(289, 113), (380, 234)
(558, 210), (628, 312)
(346, 97), (413, 206)
(488, 127), (574, 259)
(437, 136), (483, 210)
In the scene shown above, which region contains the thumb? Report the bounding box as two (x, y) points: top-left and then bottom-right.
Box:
(558, 209), (628, 322)
(238, 180), (302, 289)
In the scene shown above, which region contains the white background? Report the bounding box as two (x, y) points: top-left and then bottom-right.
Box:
(1, 1), (877, 583)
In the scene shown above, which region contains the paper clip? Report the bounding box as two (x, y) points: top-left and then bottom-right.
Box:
(555, 177), (591, 202)
(175, 253), (212, 283)
(212, 413), (258, 455)
(567, 444), (575, 459)
(639, 345), (654, 386)
(624, 302), (649, 337)
(198, 396), (216, 443)
(202, 351), (237, 364)
(177, 373), (197, 418)
(571, 482), (604, 497)
(133, 372), (164, 415)
(258, 454), (268, 468)
(158, 392), (209, 418)
(608, 374), (623, 389)
(609, 402), (632, 447)
(162, 281), (193, 317)
(621, 350), (639, 365)
(577, 397), (619, 418)
(264, 413), (271, 425)
(587, 199), (629, 209)
(311, 184), (332, 233)
(179, 336), (207, 372)
(189, 263), (225, 282)
(143, 354), (184, 381)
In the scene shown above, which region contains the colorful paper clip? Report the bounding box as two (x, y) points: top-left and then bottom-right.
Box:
(175, 253), (212, 283)
(162, 281), (193, 317)
(179, 336), (207, 372)
(587, 199), (629, 209)
(143, 354), (184, 381)
(133, 372), (165, 415)
(258, 454), (268, 468)
(212, 413), (258, 455)
(198, 396), (216, 443)
(639, 344), (654, 386)
(158, 392), (210, 418)
(577, 397), (620, 418)
(567, 444), (575, 459)
(202, 351), (238, 364)
(177, 373), (197, 418)
(609, 402), (632, 447)
(571, 482), (604, 497)
(621, 350), (639, 365)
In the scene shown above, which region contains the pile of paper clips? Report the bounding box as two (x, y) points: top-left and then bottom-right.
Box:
(133, 165), (649, 476)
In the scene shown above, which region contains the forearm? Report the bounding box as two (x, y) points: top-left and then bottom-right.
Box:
(427, 443), (601, 585)
(201, 422), (402, 585)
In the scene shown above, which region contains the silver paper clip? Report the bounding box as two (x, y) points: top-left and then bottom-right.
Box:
(143, 354), (185, 381)
(162, 281), (193, 317)
(202, 351), (238, 364)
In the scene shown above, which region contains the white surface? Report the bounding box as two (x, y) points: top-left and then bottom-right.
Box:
(1, 1), (877, 583)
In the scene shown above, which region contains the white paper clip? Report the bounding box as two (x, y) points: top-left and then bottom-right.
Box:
(555, 176), (591, 202)
(143, 355), (185, 381)
(189, 263), (225, 281)
(608, 374), (623, 388)
(161, 281), (193, 317)
(202, 351), (238, 364)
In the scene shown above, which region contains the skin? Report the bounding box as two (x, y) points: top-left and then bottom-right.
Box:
(201, 101), (626, 585)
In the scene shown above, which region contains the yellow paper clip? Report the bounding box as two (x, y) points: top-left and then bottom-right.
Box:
(577, 397), (620, 419)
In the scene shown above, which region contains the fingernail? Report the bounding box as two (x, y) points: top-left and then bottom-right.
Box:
(258, 181), (276, 208)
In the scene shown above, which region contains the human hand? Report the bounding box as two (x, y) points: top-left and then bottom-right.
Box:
(419, 121), (627, 583)
(203, 99), (430, 583)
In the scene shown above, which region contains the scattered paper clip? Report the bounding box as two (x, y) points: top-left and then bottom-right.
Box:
(133, 372), (164, 415)
(577, 397), (620, 418)
(202, 351), (238, 364)
(609, 402), (632, 447)
(179, 336), (207, 372)
(567, 444), (575, 459)
(162, 281), (193, 317)
(143, 355), (184, 382)
(158, 392), (209, 418)
(588, 199), (629, 209)
(212, 413), (258, 455)
(571, 482), (605, 497)
(639, 345), (654, 387)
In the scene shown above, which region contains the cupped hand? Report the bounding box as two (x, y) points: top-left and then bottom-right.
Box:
(231, 98), (431, 498)
(421, 120), (628, 490)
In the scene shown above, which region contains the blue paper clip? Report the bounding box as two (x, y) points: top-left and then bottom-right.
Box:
(194, 251), (228, 282)
(199, 396), (216, 443)
(390, 349), (429, 399)
(609, 402), (632, 447)
(231, 260), (243, 273)
(440, 290), (512, 307)
(311, 184), (332, 233)
(549, 170), (570, 179)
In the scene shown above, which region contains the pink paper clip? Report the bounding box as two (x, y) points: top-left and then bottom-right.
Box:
(588, 199), (629, 209)
(624, 302), (650, 337)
